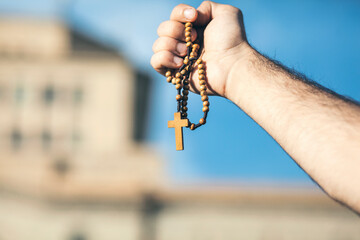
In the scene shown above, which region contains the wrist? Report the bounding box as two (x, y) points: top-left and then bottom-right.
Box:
(225, 43), (257, 106)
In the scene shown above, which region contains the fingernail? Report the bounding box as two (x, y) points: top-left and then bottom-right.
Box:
(184, 8), (195, 20)
(174, 56), (182, 66)
(176, 43), (186, 55)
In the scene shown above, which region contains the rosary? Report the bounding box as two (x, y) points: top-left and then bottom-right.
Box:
(166, 22), (209, 151)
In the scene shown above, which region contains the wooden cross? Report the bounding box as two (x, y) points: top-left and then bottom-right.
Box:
(168, 112), (189, 151)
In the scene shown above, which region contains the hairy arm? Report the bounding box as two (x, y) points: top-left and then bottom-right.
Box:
(227, 46), (360, 212)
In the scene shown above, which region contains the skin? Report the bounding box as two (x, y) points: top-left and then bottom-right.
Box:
(151, 1), (360, 213)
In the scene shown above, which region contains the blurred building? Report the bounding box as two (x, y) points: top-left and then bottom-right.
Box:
(0, 17), (359, 240)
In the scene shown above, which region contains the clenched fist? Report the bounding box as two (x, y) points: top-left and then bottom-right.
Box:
(151, 1), (251, 98)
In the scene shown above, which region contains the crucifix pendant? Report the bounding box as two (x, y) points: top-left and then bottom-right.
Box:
(168, 112), (189, 151)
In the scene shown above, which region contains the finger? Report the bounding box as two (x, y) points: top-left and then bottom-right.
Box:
(152, 37), (187, 56)
(150, 51), (183, 74)
(157, 20), (197, 42)
(170, 4), (197, 23)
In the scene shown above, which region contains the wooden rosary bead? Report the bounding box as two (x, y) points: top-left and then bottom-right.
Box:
(190, 123), (195, 130)
(185, 37), (191, 42)
(175, 72), (181, 78)
(200, 85), (207, 91)
(183, 95), (188, 101)
(167, 76), (172, 82)
(165, 71), (172, 77)
(183, 85), (189, 90)
(203, 101), (209, 106)
(172, 78), (176, 84)
(183, 90), (189, 95)
(201, 95), (208, 101)
(198, 64), (204, 69)
(198, 69), (205, 74)
(192, 44), (200, 50)
(175, 78), (181, 84)
(183, 57), (189, 65)
(199, 74), (205, 80)
(183, 80), (189, 85)
(185, 27), (192, 32)
(202, 106), (209, 112)
(185, 22), (192, 28)
(196, 59), (202, 65)
(182, 101), (187, 106)
(175, 84), (181, 90)
(186, 42), (192, 47)
(200, 90), (206, 96)
(199, 118), (206, 125)
(199, 80), (206, 85)
(180, 69), (186, 75)
(182, 106), (188, 112)
(176, 94), (182, 100)
(182, 112), (188, 118)
(185, 31), (191, 37)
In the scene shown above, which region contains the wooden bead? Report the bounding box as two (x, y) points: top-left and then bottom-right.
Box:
(200, 85), (207, 91)
(198, 69), (205, 74)
(183, 90), (189, 95)
(175, 84), (181, 89)
(183, 85), (189, 90)
(203, 101), (209, 106)
(182, 106), (188, 112)
(175, 78), (181, 84)
(183, 80), (189, 85)
(167, 76), (172, 82)
(176, 95), (182, 101)
(200, 90), (206, 96)
(182, 101), (187, 106)
(182, 112), (187, 118)
(196, 59), (202, 65)
(199, 80), (206, 85)
(192, 44), (200, 50)
(165, 71), (172, 77)
(201, 95), (208, 101)
(198, 64), (204, 69)
(183, 58), (189, 65)
(199, 118), (206, 125)
(180, 69), (186, 75)
(175, 72), (181, 78)
(185, 22), (192, 28)
(185, 37), (191, 42)
(199, 74), (205, 80)
(172, 78), (176, 84)
(183, 96), (188, 101)
(185, 27), (192, 32)
(186, 42), (192, 47)
(185, 32), (191, 37)
(202, 106), (209, 112)
(190, 123), (195, 130)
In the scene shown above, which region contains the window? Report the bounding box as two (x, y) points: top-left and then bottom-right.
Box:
(42, 84), (55, 105)
(11, 128), (22, 150)
(14, 84), (24, 105)
(41, 129), (51, 150)
(73, 86), (83, 105)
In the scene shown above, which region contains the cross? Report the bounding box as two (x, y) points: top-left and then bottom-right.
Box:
(168, 112), (189, 151)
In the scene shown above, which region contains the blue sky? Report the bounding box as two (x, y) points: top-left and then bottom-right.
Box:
(1, 0), (360, 187)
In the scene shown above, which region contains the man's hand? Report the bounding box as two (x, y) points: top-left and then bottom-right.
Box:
(151, 1), (250, 97)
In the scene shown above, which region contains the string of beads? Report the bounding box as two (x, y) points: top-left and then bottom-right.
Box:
(165, 22), (209, 130)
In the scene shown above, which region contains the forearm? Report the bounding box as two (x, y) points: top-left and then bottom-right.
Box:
(227, 45), (360, 212)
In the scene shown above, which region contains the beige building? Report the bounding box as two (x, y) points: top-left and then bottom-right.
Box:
(0, 17), (359, 240)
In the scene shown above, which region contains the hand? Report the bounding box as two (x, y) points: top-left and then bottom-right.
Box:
(151, 1), (251, 98)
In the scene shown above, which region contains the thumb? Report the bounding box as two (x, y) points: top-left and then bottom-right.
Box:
(194, 1), (224, 26)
